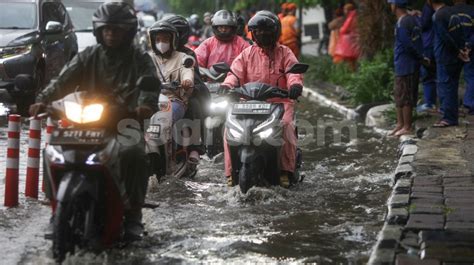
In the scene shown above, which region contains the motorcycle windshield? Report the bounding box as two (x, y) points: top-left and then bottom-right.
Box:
(236, 83), (277, 100)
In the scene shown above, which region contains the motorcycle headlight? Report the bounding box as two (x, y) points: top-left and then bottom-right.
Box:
(210, 100), (229, 111)
(64, 101), (104, 124)
(258, 128), (273, 139)
(0, 44), (32, 59)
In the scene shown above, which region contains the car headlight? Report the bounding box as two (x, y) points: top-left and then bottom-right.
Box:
(0, 44), (32, 59)
(258, 128), (273, 139)
(64, 101), (104, 124)
(210, 100), (228, 111)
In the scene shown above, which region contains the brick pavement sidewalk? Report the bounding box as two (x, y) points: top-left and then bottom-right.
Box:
(369, 115), (474, 264)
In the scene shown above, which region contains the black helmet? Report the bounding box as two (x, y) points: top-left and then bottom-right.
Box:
(236, 15), (246, 37)
(92, 1), (138, 47)
(211, 10), (237, 42)
(247, 10), (281, 48)
(163, 15), (190, 48)
(148, 20), (179, 55)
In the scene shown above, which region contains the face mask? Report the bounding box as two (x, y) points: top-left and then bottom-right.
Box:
(155, 42), (170, 54)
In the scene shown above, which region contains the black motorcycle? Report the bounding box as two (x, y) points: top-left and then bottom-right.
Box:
(41, 76), (157, 262)
(212, 63), (308, 193)
(199, 66), (228, 158)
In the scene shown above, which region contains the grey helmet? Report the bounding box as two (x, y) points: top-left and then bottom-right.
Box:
(211, 10), (237, 42)
(148, 20), (179, 55)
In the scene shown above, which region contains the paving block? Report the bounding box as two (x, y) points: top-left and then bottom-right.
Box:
(410, 205), (444, 215)
(412, 186), (443, 194)
(444, 190), (474, 198)
(444, 186), (474, 192)
(443, 177), (474, 187)
(395, 179), (412, 194)
(414, 176), (442, 186)
(390, 194), (410, 208)
(399, 155), (415, 165)
(396, 164), (414, 179)
(421, 246), (474, 262)
(411, 198), (445, 207)
(419, 230), (474, 243)
(402, 145), (418, 156)
(396, 254), (440, 265)
(446, 211), (474, 222)
(445, 222), (474, 230)
(406, 214), (444, 230)
(387, 208), (409, 225)
(411, 192), (444, 200)
(445, 198), (474, 207)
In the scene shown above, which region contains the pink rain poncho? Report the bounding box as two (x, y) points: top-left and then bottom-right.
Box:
(195, 35), (250, 68)
(222, 44), (303, 176)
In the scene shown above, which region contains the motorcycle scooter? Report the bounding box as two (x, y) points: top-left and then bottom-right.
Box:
(40, 76), (158, 262)
(199, 66), (229, 158)
(212, 62), (308, 193)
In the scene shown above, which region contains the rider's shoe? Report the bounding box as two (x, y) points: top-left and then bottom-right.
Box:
(124, 209), (144, 242)
(279, 172), (290, 188)
(226, 175), (233, 187)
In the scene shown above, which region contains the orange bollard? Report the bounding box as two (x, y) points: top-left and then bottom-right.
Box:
(25, 118), (41, 199)
(4, 114), (21, 207)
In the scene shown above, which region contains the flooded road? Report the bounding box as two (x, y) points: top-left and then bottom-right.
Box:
(0, 98), (398, 264)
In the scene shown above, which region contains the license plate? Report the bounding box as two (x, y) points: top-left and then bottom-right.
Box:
(232, 103), (272, 115)
(146, 125), (161, 139)
(50, 129), (106, 145)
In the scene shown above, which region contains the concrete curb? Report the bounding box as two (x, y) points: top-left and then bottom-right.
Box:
(368, 140), (418, 265)
(303, 87), (360, 121)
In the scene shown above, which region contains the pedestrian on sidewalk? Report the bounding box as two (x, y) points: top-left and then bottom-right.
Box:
(328, 7), (345, 63)
(280, 3), (301, 58)
(416, 2), (438, 114)
(451, 0), (474, 115)
(389, 0), (425, 137)
(333, 3), (360, 71)
(430, 0), (468, 127)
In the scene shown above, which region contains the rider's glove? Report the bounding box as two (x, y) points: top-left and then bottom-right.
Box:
(217, 84), (232, 94)
(29, 103), (46, 117)
(289, 84), (303, 100)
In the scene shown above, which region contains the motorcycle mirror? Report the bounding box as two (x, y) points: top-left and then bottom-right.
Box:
(211, 63), (231, 74)
(285, 63), (309, 74)
(14, 74), (34, 92)
(182, 55), (195, 68)
(136, 75), (160, 92)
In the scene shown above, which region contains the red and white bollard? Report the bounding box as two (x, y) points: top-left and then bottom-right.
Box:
(4, 114), (21, 207)
(25, 118), (41, 199)
(42, 117), (54, 192)
(45, 117), (54, 146)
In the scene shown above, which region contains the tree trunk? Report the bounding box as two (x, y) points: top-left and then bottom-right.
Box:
(357, 0), (394, 59)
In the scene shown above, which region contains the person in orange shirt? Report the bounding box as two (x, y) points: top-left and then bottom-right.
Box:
(279, 3), (301, 58)
(278, 3), (288, 20)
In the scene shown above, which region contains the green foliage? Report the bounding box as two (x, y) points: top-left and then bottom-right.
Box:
(302, 50), (395, 105)
(345, 49), (394, 105)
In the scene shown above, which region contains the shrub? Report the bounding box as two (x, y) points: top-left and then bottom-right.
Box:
(345, 50), (394, 105)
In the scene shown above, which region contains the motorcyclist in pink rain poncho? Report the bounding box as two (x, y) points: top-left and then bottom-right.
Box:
(195, 10), (250, 68)
(221, 10), (304, 188)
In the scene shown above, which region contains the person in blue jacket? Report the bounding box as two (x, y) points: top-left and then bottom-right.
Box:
(451, 0), (474, 115)
(417, 2), (438, 113)
(430, 0), (468, 127)
(389, 0), (425, 136)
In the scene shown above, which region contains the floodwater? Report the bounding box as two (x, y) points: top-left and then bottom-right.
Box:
(0, 98), (397, 264)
